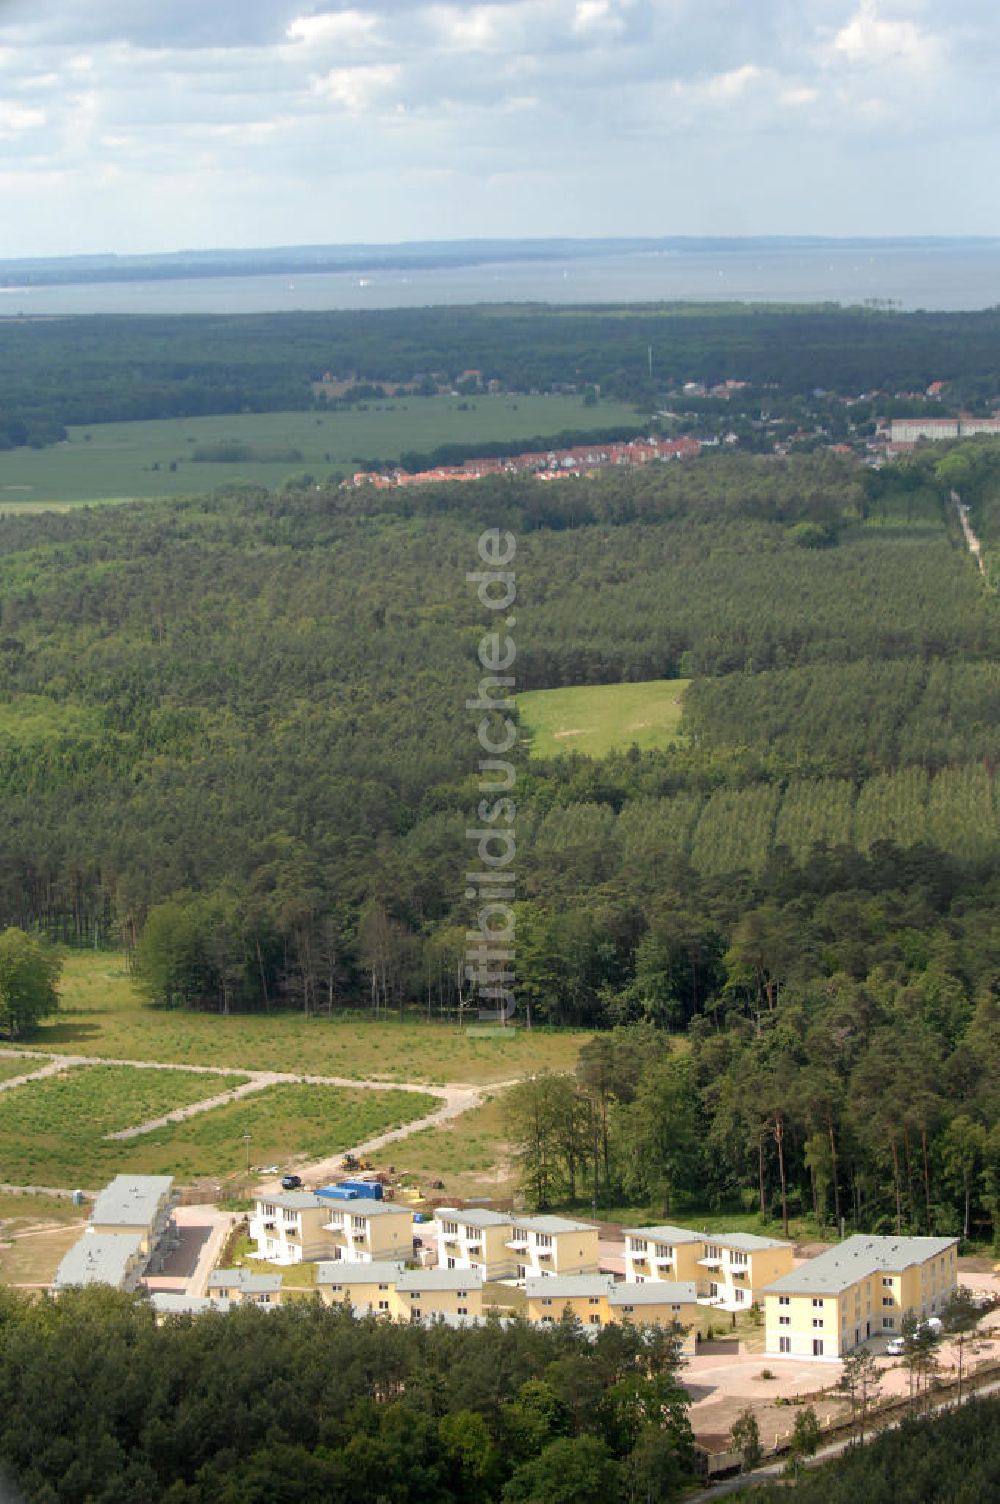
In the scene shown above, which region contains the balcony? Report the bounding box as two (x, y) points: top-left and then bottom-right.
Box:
(697, 1255), (723, 1269)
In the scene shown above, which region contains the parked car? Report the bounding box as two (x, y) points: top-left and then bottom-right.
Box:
(885, 1336), (906, 1356)
(921, 1316), (943, 1334)
(281, 1173), (303, 1190)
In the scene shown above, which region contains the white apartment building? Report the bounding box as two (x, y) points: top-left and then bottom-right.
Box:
(250, 1192), (338, 1264)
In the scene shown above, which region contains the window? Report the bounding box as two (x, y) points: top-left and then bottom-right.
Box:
(536, 1234), (552, 1249)
(458, 1306), (468, 1316)
(378, 1283), (389, 1291)
(882, 1297), (894, 1307)
(378, 1300), (389, 1311)
(705, 1244), (722, 1260)
(330, 1284), (342, 1294)
(411, 1308), (421, 1320)
(882, 1317), (894, 1329)
(410, 1291), (421, 1301)
(779, 1296), (790, 1307)
(442, 1221), (458, 1236)
(671, 1304), (681, 1314)
(812, 1318), (823, 1328)
(779, 1316), (790, 1326)
(622, 1304), (634, 1314)
(589, 1314), (601, 1325)
(458, 1290), (467, 1299)
(882, 1277), (893, 1288)
(812, 1339), (824, 1356)
(447, 1258), (455, 1269)
(542, 1298), (552, 1307)
(655, 1244), (673, 1259)
(812, 1298), (824, 1309)
(631, 1239), (647, 1254)
(589, 1297), (600, 1306)
(731, 1251), (748, 1267)
(779, 1337), (791, 1354)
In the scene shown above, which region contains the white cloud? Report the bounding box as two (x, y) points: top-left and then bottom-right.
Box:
(0, 102), (46, 132)
(311, 62), (399, 112)
(831, 1), (940, 71)
(573, 0), (625, 36)
(780, 85), (818, 107)
(286, 11), (381, 49)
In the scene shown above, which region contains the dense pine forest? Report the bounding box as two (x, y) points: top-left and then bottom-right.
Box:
(0, 1287), (694, 1502)
(4, 442), (1000, 1239)
(4, 301), (1000, 447)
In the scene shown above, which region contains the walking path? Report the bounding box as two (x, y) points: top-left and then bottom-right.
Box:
(954, 490), (987, 577)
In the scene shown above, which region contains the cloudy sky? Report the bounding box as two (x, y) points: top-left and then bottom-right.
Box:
(0, 0), (995, 256)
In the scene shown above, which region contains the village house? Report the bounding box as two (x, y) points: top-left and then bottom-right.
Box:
(763, 1234), (959, 1359)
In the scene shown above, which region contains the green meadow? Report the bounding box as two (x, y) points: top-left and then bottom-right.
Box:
(518, 678), (690, 759)
(0, 395), (641, 507)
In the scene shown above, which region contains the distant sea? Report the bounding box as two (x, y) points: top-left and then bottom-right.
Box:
(1, 240), (998, 315)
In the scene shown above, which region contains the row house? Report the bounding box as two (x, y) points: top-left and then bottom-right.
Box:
(207, 1268), (282, 1306)
(317, 1260), (484, 1324)
(250, 1193), (414, 1265)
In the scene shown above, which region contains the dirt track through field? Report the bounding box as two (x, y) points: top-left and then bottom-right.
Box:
(0, 1046), (508, 1190)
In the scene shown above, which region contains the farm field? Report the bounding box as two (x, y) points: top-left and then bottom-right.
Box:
(0, 395), (641, 506)
(32, 954), (595, 1085)
(519, 678), (689, 759)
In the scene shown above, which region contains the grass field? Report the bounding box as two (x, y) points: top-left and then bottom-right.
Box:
(519, 679), (690, 759)
(0, 396), (641, 506)
(391, 1091), (513, 1201)
(0, 1057), (39, 1084)
(105, 1082), (435, 1183)
(30, 953), (594, 1085)
(0, 1062), (433, 1187)
(0, 1064), (245, 1186)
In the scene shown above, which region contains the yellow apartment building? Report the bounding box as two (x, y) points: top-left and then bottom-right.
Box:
(207, 1268), (283, 1306)
(434, 1208), (516, 1278)
(250, 1193), (339, 1263)
(525, 1276), (701, 1350)
(624, 1226), (793, 1310)
(315, 1260), (404, 1314)
(695, 1233), (794, 1311)
(623, 1226), (704, 1284)
(88, 1174), (179, 1268)
(763, 1234), (959, 1359)
(390, 1267), (485, 1323)
(321, 1201), (415, 1263)
(506, 1215), (600, 1279)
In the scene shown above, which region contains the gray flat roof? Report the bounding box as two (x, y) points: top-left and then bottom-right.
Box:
(316, 1260), (404, 1285)
(705, 1233), (791, 1252)
(151, 1293), (229, 1316)
(208, 1267), (282, 1293)
(90, 1175), (174, 1228)
(623, 1225), (704, 1245)
(396, 1267), (484, 1291)
(610, 1281), (698, 1306)
(435, 1207), (512, 1229)
(258, 1192), (330, 1211)
(509, 1215), (598, 1235)
(53, 1231), (145, 1289)
(525, 1275), (612, 1299)
(764, 1235), (958, 1297)
(322, 1200), (413, 1218)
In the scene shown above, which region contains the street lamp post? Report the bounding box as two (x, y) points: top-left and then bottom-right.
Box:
(243, 1129), (252, 1177)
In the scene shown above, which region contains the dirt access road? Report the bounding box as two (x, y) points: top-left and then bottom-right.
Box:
(0, 1045), (507, 1193)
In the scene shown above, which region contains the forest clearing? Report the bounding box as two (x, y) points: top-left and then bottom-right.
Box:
(518, 678), (690, 758)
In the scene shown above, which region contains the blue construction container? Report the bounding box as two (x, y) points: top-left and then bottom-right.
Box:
(315, 1185), (358, 1201)
(339, 1179), (384, 1201)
